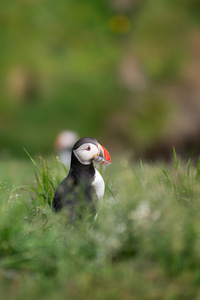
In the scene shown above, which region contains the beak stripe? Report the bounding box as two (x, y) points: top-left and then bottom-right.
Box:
(99, 146), (104, 158)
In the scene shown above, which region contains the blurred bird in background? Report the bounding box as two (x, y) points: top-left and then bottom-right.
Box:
(54, 130), (79, 168)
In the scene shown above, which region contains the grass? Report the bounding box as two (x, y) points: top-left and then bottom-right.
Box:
(1, 151), (200, 299)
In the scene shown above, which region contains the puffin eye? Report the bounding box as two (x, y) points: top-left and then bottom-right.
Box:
(86, 145), (91, 151)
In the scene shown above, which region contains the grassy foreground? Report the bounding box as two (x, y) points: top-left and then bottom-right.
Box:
(1, 153), (200, 299)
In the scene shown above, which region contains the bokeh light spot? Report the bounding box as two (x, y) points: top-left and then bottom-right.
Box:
(109, 15), (130, 34)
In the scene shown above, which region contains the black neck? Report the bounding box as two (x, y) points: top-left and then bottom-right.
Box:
(70, 152), (95, 182)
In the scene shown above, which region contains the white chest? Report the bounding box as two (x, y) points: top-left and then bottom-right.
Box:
(92, 169), (105, 201)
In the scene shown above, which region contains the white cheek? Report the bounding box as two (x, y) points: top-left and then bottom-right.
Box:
(75, 151), (91, 164)
(73, 143), (98, 165)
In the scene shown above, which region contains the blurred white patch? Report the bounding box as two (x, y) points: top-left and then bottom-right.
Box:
(116, 222), (127, 234)
(133, 202), (151, 220)
(54, 130), (79, 168)
(129, 201), (160, 224)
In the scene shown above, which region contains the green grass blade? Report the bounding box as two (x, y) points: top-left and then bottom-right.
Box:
(23, 148), (37, 167)
(186, 159), (191, 178)
(173, 147), (178, 169)
(196, 157), (200, 180)
(162, 169), (171, 187)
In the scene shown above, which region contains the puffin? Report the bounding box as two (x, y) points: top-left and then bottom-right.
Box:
(52, 137), (111, 220)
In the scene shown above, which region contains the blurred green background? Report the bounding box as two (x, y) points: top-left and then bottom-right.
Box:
(1, 0), (200, 160)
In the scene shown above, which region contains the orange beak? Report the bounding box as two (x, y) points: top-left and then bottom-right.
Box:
(99, 145), (111, 165)
(93, 144), (111, 165)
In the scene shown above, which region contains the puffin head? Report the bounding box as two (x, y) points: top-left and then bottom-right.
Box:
(72, 137), (111, 166)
